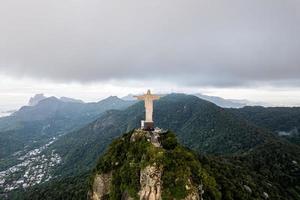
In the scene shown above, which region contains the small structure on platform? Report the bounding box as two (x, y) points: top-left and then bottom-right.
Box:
(135, 90), (160, 131)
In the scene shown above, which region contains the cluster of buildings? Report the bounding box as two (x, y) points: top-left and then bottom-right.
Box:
(0, 137), (61, 192)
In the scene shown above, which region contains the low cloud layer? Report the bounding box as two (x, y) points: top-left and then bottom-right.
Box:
(0, 0), (300, 87)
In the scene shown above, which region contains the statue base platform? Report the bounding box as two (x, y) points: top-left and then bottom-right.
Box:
(142, 121), (154, 131)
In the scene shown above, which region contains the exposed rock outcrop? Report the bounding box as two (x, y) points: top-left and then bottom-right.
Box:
(184, 180), (200, 200)
(91, 172), (112, 200)
(90, 129), (207, 200)
(263, 192), (269, 199)
(139, 164), (162, 200)
(243, 185), (252, 194)
(184, 192), (200, 200)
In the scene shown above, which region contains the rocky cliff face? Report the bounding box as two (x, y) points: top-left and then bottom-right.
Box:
(89, 129), (216, 200)
(90, 164), (201, 200)
(139, 164), (162, 200)
(91, 172), (112, 200)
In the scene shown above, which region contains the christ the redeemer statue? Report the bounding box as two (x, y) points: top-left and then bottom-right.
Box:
(135, 90), (160, 130)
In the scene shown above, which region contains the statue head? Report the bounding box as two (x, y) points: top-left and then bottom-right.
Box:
(147, 89), (151, 95)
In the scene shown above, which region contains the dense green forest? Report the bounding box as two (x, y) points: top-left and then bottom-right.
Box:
(229, 106), (300, 145)
(91, 130), (220, 199)
(16, 130), (300, 200)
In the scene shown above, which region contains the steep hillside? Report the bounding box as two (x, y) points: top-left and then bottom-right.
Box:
(49, 94), (278, 177)
(229, 106), (300, 145)
(200, 140), (300, 200)
(0, 96), (135, 195)
(153, 94), (276, 154)
(88, 129), (220, 200)
(21, 130), (300, 200)
(0, 96), (135, 159)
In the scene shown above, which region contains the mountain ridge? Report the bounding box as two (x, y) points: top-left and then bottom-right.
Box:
(2, 93), (300, 199)
(47, 93), (279, 178)
(0, 95), (135, 172)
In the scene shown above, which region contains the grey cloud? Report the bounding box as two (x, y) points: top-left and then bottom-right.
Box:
(0, 0), (300, 87)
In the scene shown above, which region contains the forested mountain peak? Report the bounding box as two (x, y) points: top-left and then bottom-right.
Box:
(89, 129), (220, 200)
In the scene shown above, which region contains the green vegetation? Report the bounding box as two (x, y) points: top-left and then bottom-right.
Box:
(160, 133), (220, 200)
(3, 94), (300, 199)
(22, 173), (89, 200)
(92, 130), (220, 200)
(229, 106), (300, 145)
(199, 140), (300, 200)
(154, 94), (276, 155)
(229, 106), (300, 133)
(91, 129), (300, 200)
(18, 129), (300, 200)
(0, 96), (134, 161)
(49, 94), (279, 179)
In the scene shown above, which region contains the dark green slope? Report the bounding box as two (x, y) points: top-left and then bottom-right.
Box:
(49, 110), (131, 176)
(22, 130), (300, 200)
(240, 141), (300, 198)
(201, 139), (300, 200)
(90, 130), (221, 200)
(50, 94), (278, 177)
(229, 106), (300, 145)
(154, 94), (275, 154)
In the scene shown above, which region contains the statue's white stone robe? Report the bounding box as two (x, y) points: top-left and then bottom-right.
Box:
(135, 90), (160, 122)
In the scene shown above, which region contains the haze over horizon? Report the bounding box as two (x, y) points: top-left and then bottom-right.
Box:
(1, 0), (300, 108)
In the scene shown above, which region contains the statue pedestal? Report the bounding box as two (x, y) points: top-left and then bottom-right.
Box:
(142, 121), (154, 131)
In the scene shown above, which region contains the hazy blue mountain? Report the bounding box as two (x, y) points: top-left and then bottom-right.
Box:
(194, 93), (269, 108)
(0, 110), (15, 118)
(121, 94), (137, 101)
(28, 94), (84, 107)
(0, 96), (135, 161)
(194, 93), (246, 108)
(28, 94), (47, 106)
(0, 96), (134, 131)
(59, 97), (84, 103)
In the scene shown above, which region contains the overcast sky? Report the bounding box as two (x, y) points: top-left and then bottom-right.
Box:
(0, 0), (300, 109)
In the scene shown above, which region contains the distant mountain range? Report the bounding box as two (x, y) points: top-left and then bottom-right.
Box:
(0, 92), (269, 120)
(122, 93), (269, 108)
(0, 110), (15, 118)
(28, 94), (84, 106)
(194, 93), (270, 108)
(0, 95), (135, 162)
(16, 94), (300, 200)
(1, 93), (300, 199)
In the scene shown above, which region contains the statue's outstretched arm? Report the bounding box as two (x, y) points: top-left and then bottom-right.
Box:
(152, 95), (161, 100)
(134, 95), (146, 100)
